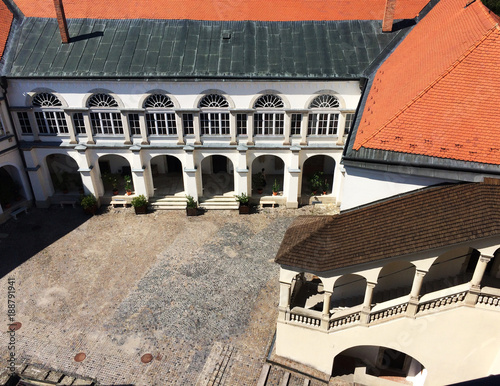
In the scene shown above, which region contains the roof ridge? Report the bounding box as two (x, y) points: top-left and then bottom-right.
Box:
(478, 0), (500, 26)
(354, 23), (499, 151)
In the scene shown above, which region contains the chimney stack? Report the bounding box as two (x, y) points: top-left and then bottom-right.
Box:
(382, 0), (397, 32)
(53, 0), (70, 44)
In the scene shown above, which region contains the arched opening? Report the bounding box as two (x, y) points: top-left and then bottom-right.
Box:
(46, 154), (82, 195)
(290, 272), (324, 311)
(251, 155), (284, 196)
(486, 249), (500, 288)
(421, 246), (474, 296)
(331, 274), (366, 310)
(332, 346), (426, 384)
(301, 155), (335, 199)
(98, 155), (133, 196)
(0, 166), (26, 209)
(150, 155), (184, 196)
(201, 155), (234, 197)
(373, 261), (415, 304)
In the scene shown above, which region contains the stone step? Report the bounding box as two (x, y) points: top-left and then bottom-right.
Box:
(200, 205), (239, 210)
(152, 196), (188, 202)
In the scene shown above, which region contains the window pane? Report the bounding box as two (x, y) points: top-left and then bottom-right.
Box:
(128, 113), (140, 136)
(165, 113), (177, 135)
(236, 114), (247, 135)
(18, 112), (32, 134)
(35, 112), (47, 134)
(344, 113), (355, 135)
(182, 114), (194, 135)
(291, 114), (302, 135)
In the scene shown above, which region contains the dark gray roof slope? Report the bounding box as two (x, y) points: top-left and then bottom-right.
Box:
(275, 182), (500, 272)
(1, 17), (406, 79)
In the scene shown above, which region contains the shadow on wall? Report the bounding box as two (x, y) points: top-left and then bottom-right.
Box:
(0, 207), (91, 279)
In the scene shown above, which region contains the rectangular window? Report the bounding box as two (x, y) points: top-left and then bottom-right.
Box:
(90, 112), (123, 135)
(344, 113), (355, 135)
(17, 112), (32, 134)
(73, 113), (86, 134)
(290, 114), (302, 136)
(182, 114), (194, 135)
(236, 114), (247, 135)
(308, 113), (339, 135)
(254, 113), (284, 135)
(35, 111), (68, 134)
(200, 112), (230, 135)
(128, 113), (141, 136)
(146, 113), (177, 136)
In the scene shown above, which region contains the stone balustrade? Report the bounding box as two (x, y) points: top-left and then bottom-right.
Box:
(329, 310), (361, 330)
(369, 303), (408, 323)
(417, 291), (467, 314)
(289, 308), (322, 328)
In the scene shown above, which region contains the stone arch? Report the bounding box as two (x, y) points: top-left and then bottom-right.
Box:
(194, 89), (235, 109)
(97, 154), (133, 195)
(331, 274), (367, 309)
(200, 155), (234, 197)
(304, 89), (346, 110)
(249, 90), (290, 109)
(332, 345), (426, 383)
(300, 154), (335, 198)
(0, 164), (26, 208)
(290, 272), (324, 311)
(373, 261), (416, 304)
(139, 90), (180, 109)
(26, 88), (69, 108)
(250, 154), (285, 196)
(421, 246), (474, 296)
(44, 153), (82, 195)
(150, 155), (184, 196)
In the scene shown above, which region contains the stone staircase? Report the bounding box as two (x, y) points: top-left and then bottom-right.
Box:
(199, 195), (238, 210)
(149, 196), (188, 210)
(257, 363), (327, 386)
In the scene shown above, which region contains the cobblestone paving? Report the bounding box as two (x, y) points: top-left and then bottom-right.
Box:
(0, 204), (337, 385)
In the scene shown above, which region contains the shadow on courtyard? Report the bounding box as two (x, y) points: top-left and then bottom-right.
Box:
(0, 206), (91, 278)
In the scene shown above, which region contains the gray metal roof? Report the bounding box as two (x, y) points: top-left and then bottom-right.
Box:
(0, 17), (407, 79)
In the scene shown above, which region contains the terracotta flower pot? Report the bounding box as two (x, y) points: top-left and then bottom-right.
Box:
(186, 207), (198, 216)
(239, 204), (250, 214)
(273, 191), (278, 196)
(134, 205), (147, 215)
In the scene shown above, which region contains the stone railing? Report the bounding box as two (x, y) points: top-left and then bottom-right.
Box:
(289, 308), (321, 328)
(417, 291), (467, 314)
(369, 303), (407, 323)
(329, 310), (360, 330)
(477, 287), (500, 308)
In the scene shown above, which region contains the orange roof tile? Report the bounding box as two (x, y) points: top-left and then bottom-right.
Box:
(0, 3), (13, 61)
(11, 0), (429, 21)
(354, 0), (500, 165)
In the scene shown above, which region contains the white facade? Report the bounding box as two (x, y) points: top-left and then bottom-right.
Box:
(6, 79), (360, 208)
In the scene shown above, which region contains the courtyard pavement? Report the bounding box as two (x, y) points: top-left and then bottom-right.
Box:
(0, 204), (336, 385)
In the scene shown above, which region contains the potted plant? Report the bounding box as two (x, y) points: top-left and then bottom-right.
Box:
(236, 192), (250, 214)
(186, 195), (198, 216)
(272, 179), (280, 196)
(80, 194), (98, 215)
(131, 194), (148, 214)
(124, 175), (132, 195)
(309, 171), (324, 195)
(253, 172), (266, 194)
(103, 172), (119, 195)
(323, 180), (330, 195)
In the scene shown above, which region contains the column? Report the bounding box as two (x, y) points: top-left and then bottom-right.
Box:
(183, 145), (198, 201)
(74, 145), (98, 198)
(300, 112), (308, 146)
(336, 114), (347, 146)
(406, 270), (427, 316)
(246, 113), (254, 146)
(284, 146), (301, 209)
(130, 145), (148, 197)
(235, 145), (249, 195)
(138, 113), (149, 145)
(360, 282), (376, 324)
(175, 112), (185, 145)
(121, 112), (132, 145)
(64, 112), (77, 144)
(229, 112), (237, 145)
(82, 112), (95, 145)
(283, 112), (291, 146)
(193, 113), (201, 145)
(23, 150), (49, 207)
(321, 290), (332, 330)
(278, 281), (291, 322)
(27, 111), (40, 141)
(465, 254), (493, 305)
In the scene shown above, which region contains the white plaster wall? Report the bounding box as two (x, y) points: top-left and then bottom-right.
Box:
(7, 80), (362, 111)
(341, 166), (454, 211)
(276, 306), (500, 384)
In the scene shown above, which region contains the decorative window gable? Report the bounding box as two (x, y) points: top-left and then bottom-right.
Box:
(32, 93), (63, 107)
(254, 94), (284, 109)
(88, 93), (118, 108)
(199, 94), (229, 108)
(144, 94), (174, 108)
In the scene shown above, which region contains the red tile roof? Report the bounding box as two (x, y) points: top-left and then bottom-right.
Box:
(0, 2), (13, 61)
(11, 0), (429, 21)
(353, 0), (500, 165)
(275, 182), (500, 272)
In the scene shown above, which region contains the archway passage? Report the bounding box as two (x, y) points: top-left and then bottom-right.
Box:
(151, 155), (184, 196)
(98, 155), (133, 196)
(331, 274), (366, 309)
(332, 346), (426, 384)
(251, 155), (284, 196)
(290, 272), (324, 312)
(301, 155), (335, 198)
(46, 154), (82, 195)
(201, 155), (234, 197)
(0, 166), (26, 209)
(373, 261), (415, 304)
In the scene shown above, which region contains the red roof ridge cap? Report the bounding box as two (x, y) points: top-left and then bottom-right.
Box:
(354, 24), (499, 151)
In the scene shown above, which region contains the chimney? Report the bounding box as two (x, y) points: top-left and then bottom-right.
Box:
(382, 0), (397, 32)
(53, 0), (70, 43)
